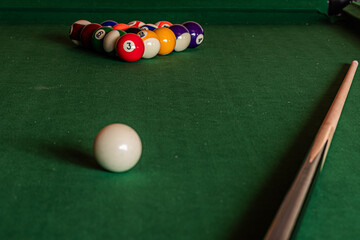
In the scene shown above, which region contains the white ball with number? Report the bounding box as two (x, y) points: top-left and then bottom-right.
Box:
(137, 30), (161, 59)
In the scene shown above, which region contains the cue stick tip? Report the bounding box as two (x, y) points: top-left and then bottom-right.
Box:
(308, 60), (358, 162)
(265, 60), (358, 240)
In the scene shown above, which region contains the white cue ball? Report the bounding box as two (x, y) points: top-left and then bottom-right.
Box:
(94, 123), (142, 172)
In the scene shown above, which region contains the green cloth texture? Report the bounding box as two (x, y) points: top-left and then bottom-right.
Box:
(0, 0), (329, 24)
(344, 2), (360, 20)
(1, 19), (360, 239)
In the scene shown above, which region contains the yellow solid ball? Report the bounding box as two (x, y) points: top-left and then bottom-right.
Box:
(153, 27), (176, 55)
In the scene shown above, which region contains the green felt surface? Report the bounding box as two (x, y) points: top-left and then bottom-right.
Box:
(0, 0), (327, 9)
(1, 14), (360, 240)
(0, 0), (329, 24)
(344, 2), (360, 20)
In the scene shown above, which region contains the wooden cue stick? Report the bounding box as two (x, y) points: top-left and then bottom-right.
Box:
(264, 60), (358, 240)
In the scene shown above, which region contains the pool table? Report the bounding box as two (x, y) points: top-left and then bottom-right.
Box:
(1, 0), (360, 239)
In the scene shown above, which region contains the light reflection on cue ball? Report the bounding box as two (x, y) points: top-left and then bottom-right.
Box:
(93, 123), (142, 172)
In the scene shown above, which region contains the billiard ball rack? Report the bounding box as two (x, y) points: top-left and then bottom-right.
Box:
(69, 19), (205, 62)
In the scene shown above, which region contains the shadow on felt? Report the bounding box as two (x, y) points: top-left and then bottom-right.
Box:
(41, 142), (101, 171)
(228, 63), (351, 240)
(40, 32), (197, 64)
(42, 33), (72, 46)
(13, 138), (102, 171)
(40, 33), (122, 62)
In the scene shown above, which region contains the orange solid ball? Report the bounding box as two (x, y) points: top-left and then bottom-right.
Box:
(153, 27), (176, 55)
(113, 23), (130, 31)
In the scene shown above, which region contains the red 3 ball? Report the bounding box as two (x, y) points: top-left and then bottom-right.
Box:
(115, 33), (145, 62)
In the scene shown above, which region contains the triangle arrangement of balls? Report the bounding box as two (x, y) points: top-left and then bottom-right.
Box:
(69, 20), (204, 62)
